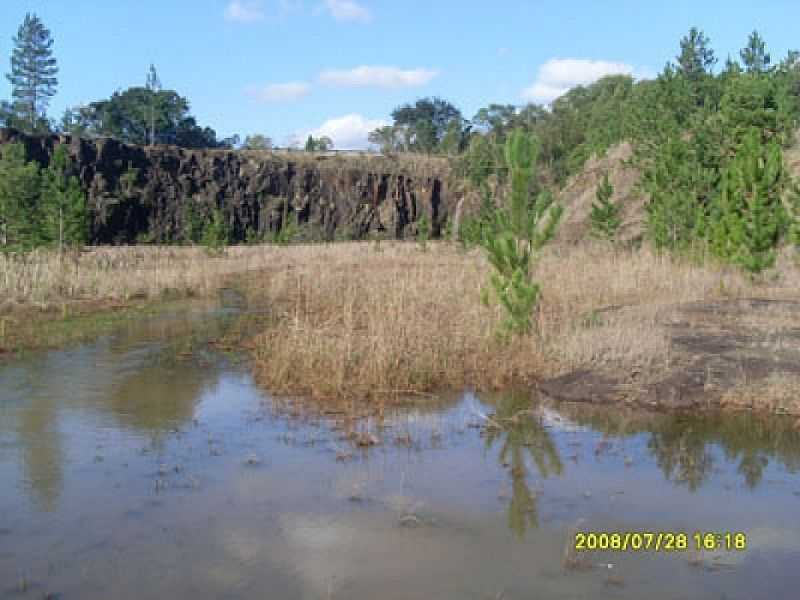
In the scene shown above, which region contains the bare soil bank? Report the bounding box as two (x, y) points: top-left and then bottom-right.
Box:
(540, 297), (800, 414)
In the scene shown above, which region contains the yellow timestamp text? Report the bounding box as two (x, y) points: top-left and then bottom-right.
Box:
(574, 531), (747, 553)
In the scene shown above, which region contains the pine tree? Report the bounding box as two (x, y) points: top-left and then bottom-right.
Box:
(708, 130), (786, 273)
(41, 145), (88, 250)
(481, 130), (562, 335)
(644, 137), (712, 253)
(201, 208), (229, 252)
(677, 27), (717, 82)
(183, 199), (205, 244)
(459, 183), (497, 248)
(145, 64), (161, 146)
(0, 143), (42, 250)
(740, 30), (771, 75)
(6, 14), (58, 133)
(590, 173), (621, 241)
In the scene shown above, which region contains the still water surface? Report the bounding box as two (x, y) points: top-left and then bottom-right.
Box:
(1, 300), (800, 599)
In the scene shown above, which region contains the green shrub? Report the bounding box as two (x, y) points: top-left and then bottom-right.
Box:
(201, 208), (229, 253)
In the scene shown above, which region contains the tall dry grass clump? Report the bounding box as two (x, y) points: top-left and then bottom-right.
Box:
(250, 242), (542, 399)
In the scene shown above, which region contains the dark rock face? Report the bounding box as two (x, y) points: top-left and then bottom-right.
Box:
(0, 128), (454, 244)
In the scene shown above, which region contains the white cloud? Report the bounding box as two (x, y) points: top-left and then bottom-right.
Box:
(306, 113), (387, 150)
(246, 82), (311, 102)
(320, 0), (371, 22)
(521, 58), (634, 103)
(224, 0), (265, 22)
(319, 66), (438, 89)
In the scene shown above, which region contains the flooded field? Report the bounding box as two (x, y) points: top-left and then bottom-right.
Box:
(2, 300), (800, 599)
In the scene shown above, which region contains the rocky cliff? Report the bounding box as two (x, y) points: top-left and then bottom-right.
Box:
(0, 128), (454, 244)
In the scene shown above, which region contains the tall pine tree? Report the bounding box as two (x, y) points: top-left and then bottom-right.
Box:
(0, 143), (42, 250)
(740, 31), (771, 75)
(644, 137), (713, 252)
(41, 145), (88, 250)
(145, 64), (161, 146)
(677, 27), (717, 82)
(708, 129), (786, 273)
(6, 14), (58, 133)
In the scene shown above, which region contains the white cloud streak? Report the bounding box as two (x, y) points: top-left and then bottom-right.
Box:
(521, 58), (634, 103)
(224, 0), (265, 23)
(321, 0), (371, 23)
(319, 66), (438, 89)
(306, 113), (387, 149)
(246, 82), (312, 102)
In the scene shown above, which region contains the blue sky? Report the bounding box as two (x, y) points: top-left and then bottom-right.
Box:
(2, 0), (800, 148)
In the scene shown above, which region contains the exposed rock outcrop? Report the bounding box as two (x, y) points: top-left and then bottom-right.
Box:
(0, 128), (454, 244)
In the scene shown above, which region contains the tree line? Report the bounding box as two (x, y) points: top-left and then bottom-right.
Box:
(0, 13), (331, 153)
(442, 28), (800, 275)
(0, 13), (236, 149)
(3, 15), (800, 271)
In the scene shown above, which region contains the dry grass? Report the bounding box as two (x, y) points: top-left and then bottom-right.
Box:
(536, 244), (752, 374)
(237, 148), (452, 180)
(720, 373), (800, 415)
(249, 242), (541, 399)
(249, 241), (799, 399)
(0, 245), (282, 312)
(5, 241), (799, 403)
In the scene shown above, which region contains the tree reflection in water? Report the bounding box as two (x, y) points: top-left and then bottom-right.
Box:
(558, 404), (800, 491)
(483, 393), (563, 538)
(647, 423), (714, 492)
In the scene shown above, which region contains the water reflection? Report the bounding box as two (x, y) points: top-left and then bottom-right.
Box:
(557, 403), (800, 491)
(483, 393), (563, 537)
(104, 361), (211, 435)
(17, 393), (63, 511)
(648, 423), (714, 491)
(3, 350), (800, 599)
(0, 300), (237, 512)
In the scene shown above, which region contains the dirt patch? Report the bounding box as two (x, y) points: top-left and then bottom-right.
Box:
(539, 298), (800, 413)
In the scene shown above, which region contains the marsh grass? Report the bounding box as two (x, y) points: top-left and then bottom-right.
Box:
(249, 242), (541, 398)
(4, 241), (799, 399)
(0, 245), (282, 311)
(248, 241), (799, 399)
(720, 373), (800, 415)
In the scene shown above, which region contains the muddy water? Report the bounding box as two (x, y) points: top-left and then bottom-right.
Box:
(2, 303), (800, 599)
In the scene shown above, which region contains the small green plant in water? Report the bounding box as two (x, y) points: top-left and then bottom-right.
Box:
(480, 130), (563, 336)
